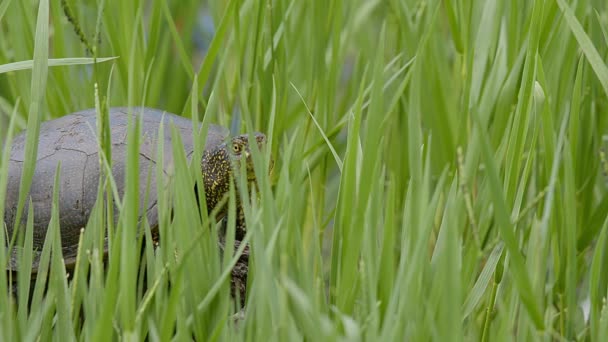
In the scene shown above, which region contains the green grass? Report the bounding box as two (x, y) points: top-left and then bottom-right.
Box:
(1, 0), (608, 340)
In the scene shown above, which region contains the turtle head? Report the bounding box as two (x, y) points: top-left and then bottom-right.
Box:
(201, 132), (273, 211)
(229, 132), (273, 180)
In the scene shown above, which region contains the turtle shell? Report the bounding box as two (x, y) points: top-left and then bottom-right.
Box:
(4, 107), (229, 272)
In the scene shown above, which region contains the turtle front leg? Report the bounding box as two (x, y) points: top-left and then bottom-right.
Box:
(217, 238), (249, 308)
(217, 204), (249, 308)
(230, 241), (249, 308)
(234, 203), (247, 241)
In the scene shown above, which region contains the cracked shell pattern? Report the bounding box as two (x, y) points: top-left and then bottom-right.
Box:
(4, 107), (229, 270)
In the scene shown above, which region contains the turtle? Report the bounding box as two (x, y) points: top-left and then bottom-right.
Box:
(3, 106), (271, 302)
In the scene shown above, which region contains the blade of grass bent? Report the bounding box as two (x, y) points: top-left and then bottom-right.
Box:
(556, 0), (608, 97)
(0, 57), (118, 74)
(11, 0), (49, 255)
(0, 100), (19, 340)
(472, 108), (544, 329)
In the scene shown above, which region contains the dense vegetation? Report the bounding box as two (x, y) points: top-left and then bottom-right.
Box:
(1, 0), (608, 340)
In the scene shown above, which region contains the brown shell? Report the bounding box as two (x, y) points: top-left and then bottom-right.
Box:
(4, 107), (229, 271)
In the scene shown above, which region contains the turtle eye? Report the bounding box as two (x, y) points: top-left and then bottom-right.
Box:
(232, 142), (242, 154)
